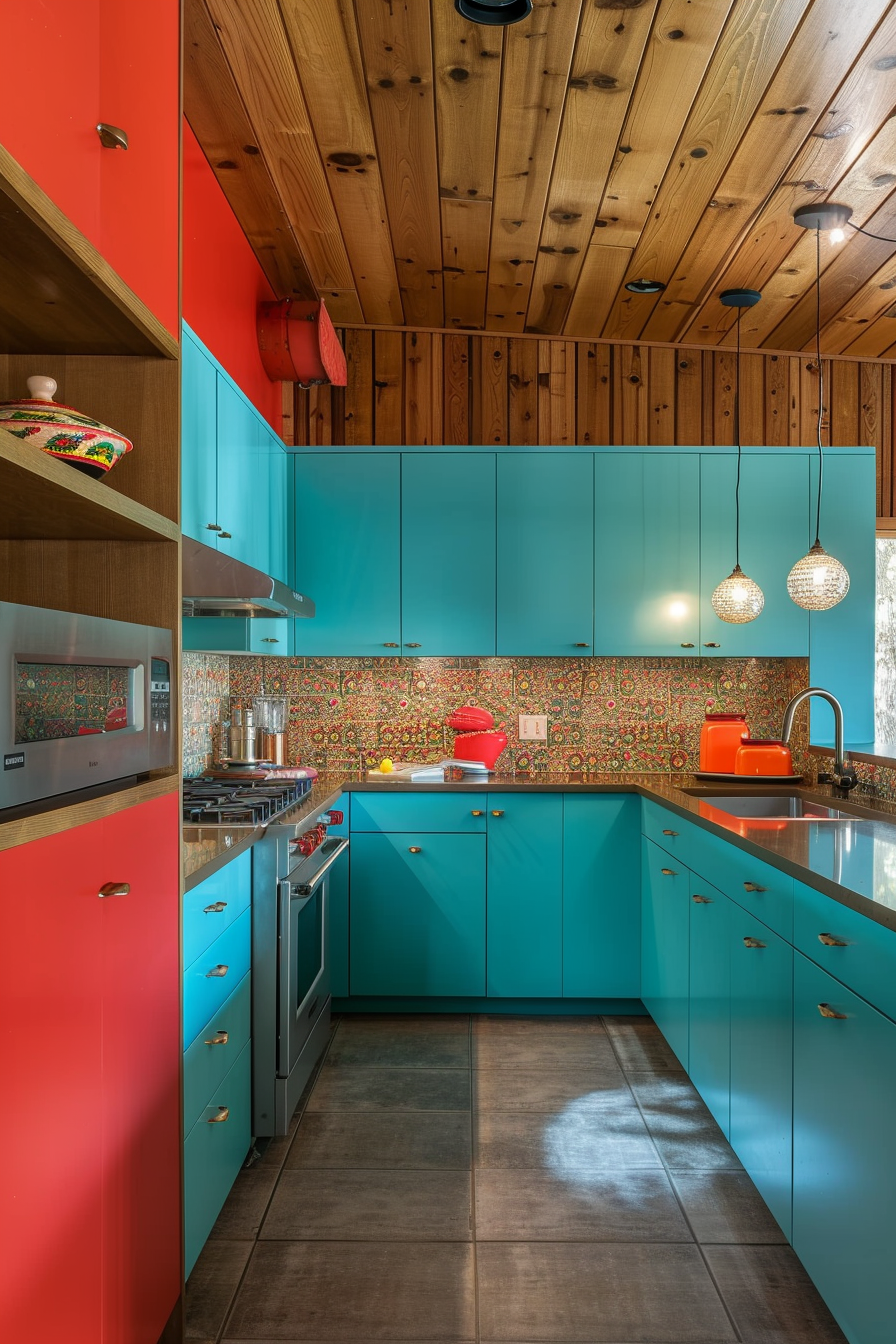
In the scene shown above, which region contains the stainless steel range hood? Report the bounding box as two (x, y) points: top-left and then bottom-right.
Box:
(181, 537), (315, 619)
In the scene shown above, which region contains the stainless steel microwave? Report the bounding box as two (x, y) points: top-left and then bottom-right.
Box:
(1, 601), (173, 812)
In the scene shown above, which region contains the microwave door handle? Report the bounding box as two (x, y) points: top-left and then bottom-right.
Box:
(289, 835), (349, 897)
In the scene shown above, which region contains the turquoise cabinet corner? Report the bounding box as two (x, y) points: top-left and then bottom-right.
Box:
(562, 793), (640, 997)
(294, 452), (401, 655)
(593, 453), (699, 655)
(401, 453), (496, 655)
(349, 831), (486, 996)
(729, 912), (792, 1238)
(699, 451), (810, 657)
(486, 793), (563, 997)
(181, 328), (218, 545)
(687, 878), (730, 1138)
(793, 953), (896, 1344)
(496, 453), (594, 655)
(640, 836), (689, 1068)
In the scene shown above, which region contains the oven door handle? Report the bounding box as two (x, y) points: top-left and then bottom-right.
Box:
(288, 835), (349, 897)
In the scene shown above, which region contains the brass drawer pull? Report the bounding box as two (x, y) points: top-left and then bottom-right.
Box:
(680, 642), (695, 648)
(704, 642), (721, 648)
(204, 901), (227, 913)
(408, 846), (422, 854)
(692, 894), (713, 904)
(662, 829), (678, 836)
(818, 1003), (847, 1020)
(818, 932), (847, 947)
(660, 868), (677, 876)
(218, 531), (232, 539)
(743, 937), (766, 949)
(260, 637), (280, 643)
(471, 810), (485, 816)
(98, 882), (130, 898)
(205, 1031), (229, 1046)
(743, 882), (767, 893)
(206, 964), (229, 978)
(574, 642), (590, 648)
(382, 642), (399, 648)
(207, 1106), (230, 1123)
(491, 810), (504, 817)
(404, 642), (422, 648)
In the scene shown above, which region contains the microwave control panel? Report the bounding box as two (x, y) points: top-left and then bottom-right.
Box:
(149, 657), (172, 766)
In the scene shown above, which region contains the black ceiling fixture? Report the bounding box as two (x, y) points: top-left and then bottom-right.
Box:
(454, 0), (532, 25)
(624, 278), (666, 294)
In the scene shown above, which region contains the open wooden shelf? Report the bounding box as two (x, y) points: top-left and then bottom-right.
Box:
(0, 144), (178, 360)
(0, 425), (179, 542)
(0, 774), (180, 853)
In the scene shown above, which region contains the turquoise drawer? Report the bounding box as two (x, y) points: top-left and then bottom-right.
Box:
(183, 908), (251, 1048)
(184, 849), (251, 970)
(350, 791), (487, 833)
(697, 832), (793, 940)
(641, 799), (712, 874)
(184, 1040), (251, 1278)
(793, 880), (896, 1023)
(183, 971), (252, 1133)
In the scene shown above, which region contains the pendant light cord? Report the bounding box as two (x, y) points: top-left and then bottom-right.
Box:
(814, 225), (824, 547)
(734, 307), (742, 569)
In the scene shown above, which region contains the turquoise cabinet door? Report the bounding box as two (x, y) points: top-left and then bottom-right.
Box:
(181, 328), (218, 544)
(593, 453), (699, 655)
(401, 453), (496, 655)
(640, 837), (689, 1068)
(294, 453), (401, 655)
(487, 793), (563, 996)
(496, 453), (594, 655)
(793, 954), (896, 1344)
(700, 452), (810, 656)
(327, 800), (350, 999)
(688, 880), (730, 1138)
(808, 451), (876, 743)
(562, 794), (640, 997)
(729, 914), (792, 1238)
(349, 832), (485, 996)
(215, 375), (261, 572)
(263, 422), (288, 583)
(182, 616), (293, 656)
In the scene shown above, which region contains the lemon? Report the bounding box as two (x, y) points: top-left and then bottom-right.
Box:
(379, 757), (394, 774)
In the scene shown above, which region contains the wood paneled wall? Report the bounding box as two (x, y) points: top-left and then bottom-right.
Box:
(286, 331), (896, 518)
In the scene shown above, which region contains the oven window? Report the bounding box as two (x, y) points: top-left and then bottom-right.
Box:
(15, 661), (133, 743)
(294, 889), (324, 1009)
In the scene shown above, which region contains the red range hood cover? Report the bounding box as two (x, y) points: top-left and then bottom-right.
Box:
(257, 298), (348, 386)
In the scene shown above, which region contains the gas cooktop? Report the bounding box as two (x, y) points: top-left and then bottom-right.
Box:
(182, 775), (313, 825)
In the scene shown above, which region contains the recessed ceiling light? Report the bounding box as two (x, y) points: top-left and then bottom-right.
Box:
(719, 288), (762, 309)
(624, 278), (666, 294)
(792, 202), (853, 232)
(454, 0), (532, 25)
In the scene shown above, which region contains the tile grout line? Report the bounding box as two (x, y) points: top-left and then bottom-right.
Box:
(600, 1016), (745, 1344)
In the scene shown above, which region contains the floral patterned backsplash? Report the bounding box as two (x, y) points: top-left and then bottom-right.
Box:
(203, 653), (812, 777)
(182, 652), (230, 777)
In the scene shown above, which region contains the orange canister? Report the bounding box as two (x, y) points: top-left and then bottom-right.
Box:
(699, 714), (749, 773)
(734, 738), (793, 777)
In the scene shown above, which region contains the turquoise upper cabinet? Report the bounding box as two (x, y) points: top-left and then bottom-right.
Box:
(640, 836), (689, 1068)
(294, 453), (401, 655)
(487, 794), (563, 997)
(215, 376), (264, 575)
(593, 452), (699, 655)
(401, 453), (496, 656)
(496, 453), (594, 655)
(808, 450), (876, 744)
(700, 451), (810, 657)
(562, 794), (640, 997)
(688, 879), (731, 1138)
(181, 328), (218, 545)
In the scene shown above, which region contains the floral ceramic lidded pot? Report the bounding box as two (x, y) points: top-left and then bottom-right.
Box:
(0, 376), (133, 478)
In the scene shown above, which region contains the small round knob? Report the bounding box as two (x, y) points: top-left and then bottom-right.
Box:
(491, 810), (504, 817)
(26, 375), (58, 402)
(408, 846), (422, 854)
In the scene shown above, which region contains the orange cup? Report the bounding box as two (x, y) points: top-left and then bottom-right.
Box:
(699, 714), (748, 773)
(734, 738), (793, 777)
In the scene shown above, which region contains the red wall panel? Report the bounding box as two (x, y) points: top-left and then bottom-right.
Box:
(183, 119), (282, 431)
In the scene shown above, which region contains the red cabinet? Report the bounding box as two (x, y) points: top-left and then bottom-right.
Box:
(0, 792), (181, 1344)
(0, 0), (180, 336)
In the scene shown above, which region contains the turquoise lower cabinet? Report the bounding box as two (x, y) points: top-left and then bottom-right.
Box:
(793, 954), (896, 1344)
(182, 848), (252, 969)
(496, 453), (594, 655)
(562, 794), (640, 997)
(640, 837), (689, 1068)
(401, 453), (496, 655)
(294, 452), (401, 655)
(687, 880), (730, 1137)
(350, 832), (486, 996)
(183, 972), (252, 1134)
(487, 794), (563, 997)
(182, 616), (294, 656)
(593, 452), (700, 655)
(327, 798), (350, 999)
(729, 914), (792, 1238)
(184, 1041), (252, 1278)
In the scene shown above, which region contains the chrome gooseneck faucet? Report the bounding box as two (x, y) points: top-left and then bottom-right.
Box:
(780, 687), (858, 794)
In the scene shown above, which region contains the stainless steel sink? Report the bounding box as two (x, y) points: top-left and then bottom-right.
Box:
(683, 793), (851, 820)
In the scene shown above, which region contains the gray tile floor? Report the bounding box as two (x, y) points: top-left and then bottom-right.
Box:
(185, 1014), (847, 1344)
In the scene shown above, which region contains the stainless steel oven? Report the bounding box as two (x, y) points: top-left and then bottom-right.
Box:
(252, 819), (348, 1136)
(1, 600), (173, 812)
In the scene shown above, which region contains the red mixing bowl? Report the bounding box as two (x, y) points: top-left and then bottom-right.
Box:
(452, 730), (508, 770)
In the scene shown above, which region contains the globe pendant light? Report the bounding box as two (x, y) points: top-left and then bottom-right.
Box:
(711, 289), (765, 623)
(454, 0), (532, 24)
(787, 207), (850, 611)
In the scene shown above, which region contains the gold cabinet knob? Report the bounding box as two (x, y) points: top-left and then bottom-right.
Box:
(491, 810), (505, 817)
(743, 937), (766, 949)
(205, 1031), (229, 1046)
(408, 846), (422, 854)
(574, 642), (590, 648)
(743, 882), (767, 893)
(704, 642), (721, 648)
(680, 642), (695, 648)
(660, 868), (677, 876)
(471, 810), (484, 816)
(382, 642), (399, 648)
(204, 901), (227, 914)
(662, 829), (678, 837)
(205, 964), (229, 978)
(404, 642), (422, 648)
(98, 882), (130, 898)
(207, 1106), (230, 1123)
(692, 895), (713, 904)
(818, 932), (847, 947)
(818, 1003), (847, 1019)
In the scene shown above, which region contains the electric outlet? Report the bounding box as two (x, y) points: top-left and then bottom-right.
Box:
(519, 714), (548, 741)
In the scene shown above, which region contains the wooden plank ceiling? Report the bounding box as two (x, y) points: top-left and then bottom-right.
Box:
(185, 0), (896, 356)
